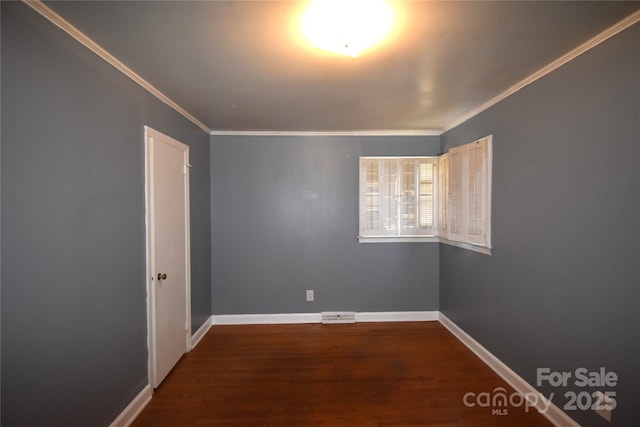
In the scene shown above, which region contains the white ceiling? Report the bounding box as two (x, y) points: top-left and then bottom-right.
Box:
(45, 1), (640, 133)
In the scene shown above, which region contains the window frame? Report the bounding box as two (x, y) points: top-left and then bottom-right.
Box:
(358, 156), (439, 243)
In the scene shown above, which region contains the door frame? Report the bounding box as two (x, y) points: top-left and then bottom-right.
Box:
(144, 126), (192, 388)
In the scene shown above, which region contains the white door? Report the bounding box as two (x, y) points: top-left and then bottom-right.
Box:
(145, 126), (191, 388)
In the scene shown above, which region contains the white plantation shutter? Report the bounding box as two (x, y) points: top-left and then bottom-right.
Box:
(467, 139), (488, 246)
(359, 138), (490, 249)
(359, 157), (437, 238)
(399, 159), (417, 235)
(447, 146), (465, 242)
(418, 160), (435, 234)
(443, 136), (492, 249)
(381, 159), (399, 234)
(361, 158), (380, 234)
(437, 154), (449, 238)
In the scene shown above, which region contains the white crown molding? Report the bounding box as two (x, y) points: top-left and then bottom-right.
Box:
(209, 130), (441, 137)
(438, 313), (580, 427)
(442, 9), (640, 134)
(23, 0), (211, 134)
(108, 384), (152, 427)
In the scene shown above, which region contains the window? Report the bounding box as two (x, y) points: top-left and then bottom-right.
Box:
(439, 136), (492, 251)
(359, 135), (492, 253)
(359, 157), (438, 241)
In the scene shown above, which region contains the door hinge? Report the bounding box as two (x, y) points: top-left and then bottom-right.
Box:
(184, 163), (192, 174)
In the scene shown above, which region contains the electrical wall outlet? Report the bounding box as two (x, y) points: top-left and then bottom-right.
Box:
(306, 290), (314, 302)
(594, 391), (613, 422)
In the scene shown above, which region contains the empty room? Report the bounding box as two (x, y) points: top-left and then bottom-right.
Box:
(1, 1), (639, 426)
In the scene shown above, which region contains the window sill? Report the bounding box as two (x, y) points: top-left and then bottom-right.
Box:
(358, 236), (439, 243)
(439, 239), (492, 255)
(357, 236), (492, 255)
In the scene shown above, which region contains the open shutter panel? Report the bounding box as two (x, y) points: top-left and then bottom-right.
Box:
(362, 158), (381, 235)
(448, 147), (465, 242)
(467, 140), (486, 245)
(437, 154), (449, 237)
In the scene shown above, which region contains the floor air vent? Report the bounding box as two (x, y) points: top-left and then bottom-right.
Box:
(321, 312), (356, 324)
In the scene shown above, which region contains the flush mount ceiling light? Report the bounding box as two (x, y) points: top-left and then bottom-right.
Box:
(302, 0), (395, 58)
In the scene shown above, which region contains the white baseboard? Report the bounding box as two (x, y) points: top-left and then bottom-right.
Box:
(438, 313), (579, 427)
(190, 316), (213, 350)
(212, 313), (321, 325)
(108, 384), (152, 427)
(356, 311), (438, 322)
(211, 311), (438, 325)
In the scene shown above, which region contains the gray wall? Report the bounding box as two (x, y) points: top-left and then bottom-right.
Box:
(211, 135), (440, 314)
(440, 23), (639, 426)
(1, 3), (211, 426)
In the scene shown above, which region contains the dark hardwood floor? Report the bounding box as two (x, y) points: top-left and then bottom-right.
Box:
(132, 322), (552, 426)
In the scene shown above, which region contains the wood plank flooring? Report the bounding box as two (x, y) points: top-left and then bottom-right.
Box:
(132, 322), (552, 426)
